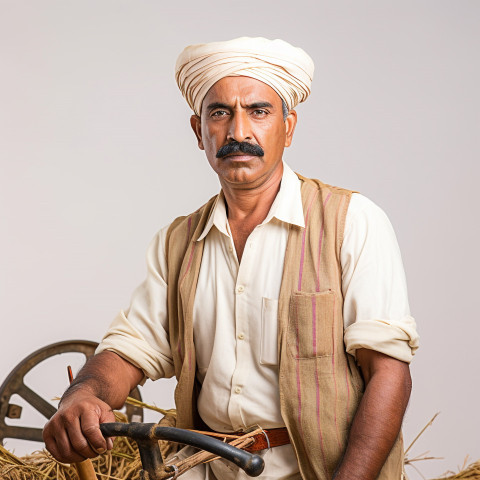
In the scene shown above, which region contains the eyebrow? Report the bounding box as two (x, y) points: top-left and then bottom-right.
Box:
(205, 101), (275, 112)
(205, 102), (231, 112)
(247, 102), (274, 109)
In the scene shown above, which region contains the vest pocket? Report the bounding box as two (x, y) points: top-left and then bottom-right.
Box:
(260, 297), (279, 365)
(287, 290), (336, 359)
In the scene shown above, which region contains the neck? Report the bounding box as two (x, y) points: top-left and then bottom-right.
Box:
(221, 163), (284, 225)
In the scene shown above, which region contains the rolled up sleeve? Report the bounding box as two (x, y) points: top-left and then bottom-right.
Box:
(96, 224), (175, 380)
(341, 194), (419, 363)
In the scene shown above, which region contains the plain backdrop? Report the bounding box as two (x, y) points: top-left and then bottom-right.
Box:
(1, 1), (479, 478)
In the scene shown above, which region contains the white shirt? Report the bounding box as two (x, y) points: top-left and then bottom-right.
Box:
(97, 162), (419, 478)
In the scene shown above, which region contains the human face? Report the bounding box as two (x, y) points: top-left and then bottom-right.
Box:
(190, 76), (297, 190)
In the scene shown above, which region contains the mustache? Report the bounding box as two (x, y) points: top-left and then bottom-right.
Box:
(216, 141), (264, 158)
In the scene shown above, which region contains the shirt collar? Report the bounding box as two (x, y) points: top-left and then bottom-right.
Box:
(265, 162), (305, 228)
(197, 190), (229, 241)
(197, 161), (305, 242)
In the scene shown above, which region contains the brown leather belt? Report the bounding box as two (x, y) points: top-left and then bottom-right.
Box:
(231, 427), (291, 453)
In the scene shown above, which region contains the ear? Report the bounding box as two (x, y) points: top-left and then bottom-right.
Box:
(190, 115), (204, 150)
(284, 110), (298, 148)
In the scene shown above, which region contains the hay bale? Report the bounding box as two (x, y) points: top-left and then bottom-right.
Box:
(0, 435), (143, 480)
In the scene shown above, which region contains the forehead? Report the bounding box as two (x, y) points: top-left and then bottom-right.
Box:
(202, 76), (282, 108)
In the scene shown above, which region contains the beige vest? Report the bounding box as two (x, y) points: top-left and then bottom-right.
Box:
(165, 175), (404, 479)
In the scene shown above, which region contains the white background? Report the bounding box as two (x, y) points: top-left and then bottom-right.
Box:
(1, 1), (479, 478)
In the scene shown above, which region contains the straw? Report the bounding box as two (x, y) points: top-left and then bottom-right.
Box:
(1, 404), (479, 480)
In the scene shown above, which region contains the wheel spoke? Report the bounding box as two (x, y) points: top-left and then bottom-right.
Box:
(17, 383), (57, 420)
(0, 340), (135, 447)
(0, 425), (44, 443)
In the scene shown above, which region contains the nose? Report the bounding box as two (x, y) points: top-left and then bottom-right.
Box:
(227, 110), (252, 143)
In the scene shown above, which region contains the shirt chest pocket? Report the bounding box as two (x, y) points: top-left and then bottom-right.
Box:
(287, 290), (336, 359)
(260, 297), (279, 366)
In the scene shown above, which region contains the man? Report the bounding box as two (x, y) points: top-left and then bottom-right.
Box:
(43, 37), (419, 479)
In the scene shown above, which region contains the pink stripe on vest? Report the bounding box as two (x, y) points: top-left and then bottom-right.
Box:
(312, 295), (329, 475)
(298, 189), (319, 291)
(294, 300), (304, 439)
(315, 192), (332, 291)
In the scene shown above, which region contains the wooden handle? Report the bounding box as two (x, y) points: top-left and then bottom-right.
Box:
(74, 459), (97, 480)
(65, 367), (98, 480)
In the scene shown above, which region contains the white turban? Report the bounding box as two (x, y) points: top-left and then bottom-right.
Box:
(175, 37), (314, 116)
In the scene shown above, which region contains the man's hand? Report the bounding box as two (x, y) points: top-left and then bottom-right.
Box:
(334, 348), (412, 480)
(43, 388), (116, 463)
(42, 351), (144, 463)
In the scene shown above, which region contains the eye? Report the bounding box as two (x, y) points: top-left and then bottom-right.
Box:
(252, 109), (268, 116)
(211, 110), (229, 117)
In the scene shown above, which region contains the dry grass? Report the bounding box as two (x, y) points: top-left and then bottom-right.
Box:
(428, 459), (480, 480)
(403, 414), (480, 480)
(1, 405), (478, 479)
(0, 438), (141, 480)
(0, 409), (143, 480)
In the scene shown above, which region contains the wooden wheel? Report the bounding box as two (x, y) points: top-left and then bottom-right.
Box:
(0, 340), (143, 445)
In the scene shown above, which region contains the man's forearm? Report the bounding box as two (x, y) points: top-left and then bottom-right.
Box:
(334, 350), (412, 480)
(44, 350), (144, 463)
(61, 351), (143, 408)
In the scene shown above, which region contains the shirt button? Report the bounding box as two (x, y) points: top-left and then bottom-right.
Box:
(238, 333), (245, 340)
(234, 386), (242, 394)
(229, 246), (233, 252)
(236, 285), (245, 294)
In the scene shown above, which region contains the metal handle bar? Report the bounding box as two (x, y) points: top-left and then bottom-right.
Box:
(100, 422), (265, 478)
